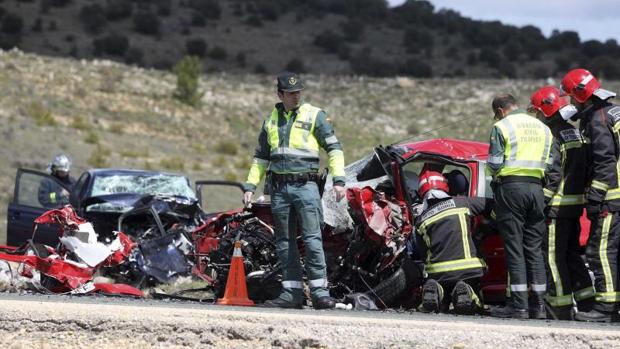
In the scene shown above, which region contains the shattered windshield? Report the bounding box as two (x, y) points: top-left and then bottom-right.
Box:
(91, 173), (196, 199)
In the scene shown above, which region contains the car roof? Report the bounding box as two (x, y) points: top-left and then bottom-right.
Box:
(86, 168), (187, 177)
(396, 138), (489, 162)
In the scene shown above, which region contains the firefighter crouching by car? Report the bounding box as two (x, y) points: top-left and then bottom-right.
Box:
(415, 171), (493, 315)
(242, 72), (346, 310)
(487, 94), (552, 319)
(529, 86), (595, 320)
(561, 68), (620, 322)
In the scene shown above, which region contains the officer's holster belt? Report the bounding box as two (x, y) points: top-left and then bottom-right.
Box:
(497, 175), (541, 184)
(271, 172), (319, 184)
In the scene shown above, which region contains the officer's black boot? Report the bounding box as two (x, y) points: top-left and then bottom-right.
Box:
(528, 295), (546, 320)
(491, 304), (528, 319)
(259, 297), (303, 309)
(313, 296), (336, 310)
(421, 279), (443, 313)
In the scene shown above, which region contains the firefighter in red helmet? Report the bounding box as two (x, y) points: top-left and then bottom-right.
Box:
(414, 170), (493, 314)
(561, 69), (620, 322)
(530, 86), (594, 320)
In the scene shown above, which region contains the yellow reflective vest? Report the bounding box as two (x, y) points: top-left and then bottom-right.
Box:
(492, 112), (552, 179)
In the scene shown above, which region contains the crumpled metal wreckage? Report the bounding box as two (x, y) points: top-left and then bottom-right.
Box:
(0, 205), (201, 298)
(0, 164), (421, 309)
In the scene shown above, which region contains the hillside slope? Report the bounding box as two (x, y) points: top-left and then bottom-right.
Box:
(0, 0), (618, 79)
(3, 49), (620, 243)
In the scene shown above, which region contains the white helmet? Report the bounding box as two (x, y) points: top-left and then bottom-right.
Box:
(50, 154), (72, 173)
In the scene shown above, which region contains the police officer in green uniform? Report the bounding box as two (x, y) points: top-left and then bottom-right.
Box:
(487, 94), (553, 319)
(243, 72), (346, 309)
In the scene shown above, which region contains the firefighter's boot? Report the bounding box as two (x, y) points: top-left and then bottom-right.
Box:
(575, 309), (619, 323)
(421, 279), (443, 313)
(547, 305), (574, 320)
(451, 280), (481, 315)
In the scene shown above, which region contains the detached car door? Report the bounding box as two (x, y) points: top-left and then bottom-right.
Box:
(6, 169), (71, 246)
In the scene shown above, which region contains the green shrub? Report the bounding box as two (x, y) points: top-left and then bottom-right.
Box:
(88, 146), (111, 168)
(125, 47), (144, 65)
(156, 0), (172, 16)
(26, 102), (56, 127)
(235, 52), (246, 67)
(224, 171), (238, 182)
(208, 46), (227, 60)
(93, 33), (129, 56)
(108, 122), (124, 134)
(403, 27), (434, 54)
(84, 130), (100, 144)
(314, 30), (344, 54)
(188, 0), (221, 19)
(99, 67), (123, 93)
(213, 155), (226, 167)
(191, 11), (207, 27)
(143, 161), (154, 170)
(1, 13), (23, 34)
(133, 11), (160, 36)
(244, 15), (262, 27)
(79, 4), (107, 34)
(32, 18), (42, 32)
(186, 38), (207, 57)
(399, 58), (433, 78)
(70, 115), (93, 130)
(254, 63), (267, 74)
(215, 140), (238, 155)
(160, 157), (185, 171)
(173, 55), (204, 107)
(285, 58), (305, 73)
(120, 149), (148, 158)
(49, 0), (71, 7)
(0, 33), (20, 50)
(105, 0), (133, 21)
(341, 19), (364, 42)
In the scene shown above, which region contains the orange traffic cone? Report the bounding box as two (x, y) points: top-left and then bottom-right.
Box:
(216, 241), (255, 306)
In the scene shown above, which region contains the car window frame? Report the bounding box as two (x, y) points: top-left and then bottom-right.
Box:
(13, 168), (72, 209)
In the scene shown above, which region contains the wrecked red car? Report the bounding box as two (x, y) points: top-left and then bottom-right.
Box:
(192, 138), (515, 306)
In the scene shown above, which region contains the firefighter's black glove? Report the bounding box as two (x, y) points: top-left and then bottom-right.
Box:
(586, 200), (602, 220)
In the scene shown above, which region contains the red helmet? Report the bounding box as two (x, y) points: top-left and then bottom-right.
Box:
(418, 171), (449, 198)
(530, 86), (568, 118)
(561, 68), (601, 103)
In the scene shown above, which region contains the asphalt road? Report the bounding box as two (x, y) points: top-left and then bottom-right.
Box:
(0, 293), (619, 348)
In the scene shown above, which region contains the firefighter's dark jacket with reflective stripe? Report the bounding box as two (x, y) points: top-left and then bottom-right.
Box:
(579, 100), (620, 211)
(244, 102), (346, 192)
(487, 110), (552, 179)
(543, 121), (587, 218)
(414, 196), (494, 282)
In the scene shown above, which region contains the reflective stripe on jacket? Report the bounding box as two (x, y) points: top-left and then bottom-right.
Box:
(414, 197), (493, 279)
(580, 100), (620, 210)
(543, 123), (587, 217)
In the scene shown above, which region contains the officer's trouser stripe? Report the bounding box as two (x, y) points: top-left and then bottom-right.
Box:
(547, 219), (564, 296)
(600, 215), (614, 292)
